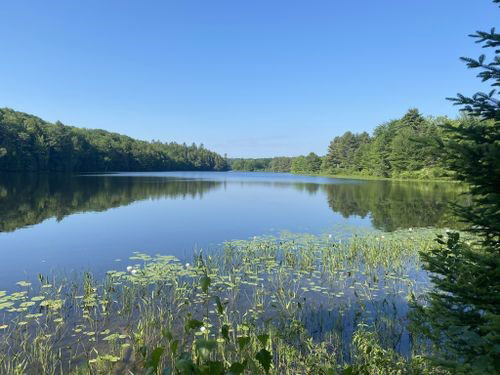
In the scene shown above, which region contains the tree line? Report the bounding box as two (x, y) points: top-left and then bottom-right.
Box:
(0, 108), (229, 172)
(229, 156), (293, 173)
(230, 109), (487, 180)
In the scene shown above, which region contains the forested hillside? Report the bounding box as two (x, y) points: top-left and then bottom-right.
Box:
(231, 109), (480, 179)
(0, 108), (229, 172)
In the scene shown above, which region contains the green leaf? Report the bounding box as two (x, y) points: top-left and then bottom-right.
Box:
(162, 329), (173, 341)
(185, 319), (204, 332)
(195, 339), (217, 358)
(257, 334), (269, 347)
(175, 357), (196, 375)
(221, 324), (230, 341)
(215, 296), (224, 315)
(228, 360), (247, 374)
(146, 347), (165, 371)
(200, 274), (211, 294)
(237, 336), (250, 351)
(202, 361), (224, 374)
(170, 339), (179, 356)
(255, 348), (272, 373)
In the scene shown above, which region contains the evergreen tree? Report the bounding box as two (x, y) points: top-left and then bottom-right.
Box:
(389, 109), (427, 174)
(413, 2), (500, 373)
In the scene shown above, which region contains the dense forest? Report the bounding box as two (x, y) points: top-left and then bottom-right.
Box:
(0, 108), (229, 172)
(229, 156), (293, 173)
(230, 109), (487, 180)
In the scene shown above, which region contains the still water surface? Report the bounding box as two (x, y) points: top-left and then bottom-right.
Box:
(0, 172), (461, 289)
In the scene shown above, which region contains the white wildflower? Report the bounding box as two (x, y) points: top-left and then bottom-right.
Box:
(200, 326), (206, 332)
(131, 269), (138, 275)
(126, 266), (133, 272)
(185, 263), (190, 268)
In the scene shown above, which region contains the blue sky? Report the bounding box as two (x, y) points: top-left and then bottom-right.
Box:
(0, 1), (496, 157)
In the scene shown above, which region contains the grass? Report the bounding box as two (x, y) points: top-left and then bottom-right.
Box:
(0, 229), (452, 374)
(292, 171), (459, 183)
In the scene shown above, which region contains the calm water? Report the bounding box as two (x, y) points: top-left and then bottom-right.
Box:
(0, 172), (461, 289)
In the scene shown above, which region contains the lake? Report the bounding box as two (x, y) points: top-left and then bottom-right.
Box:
(0, 172), (461, 290)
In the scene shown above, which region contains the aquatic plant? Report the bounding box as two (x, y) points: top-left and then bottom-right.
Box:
(0, 229), (449, 374)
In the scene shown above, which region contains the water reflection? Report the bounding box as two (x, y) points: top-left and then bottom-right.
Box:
(323, 181), (464, 231)
(0, 174), (222, 233)
(0, 173), (463, 233)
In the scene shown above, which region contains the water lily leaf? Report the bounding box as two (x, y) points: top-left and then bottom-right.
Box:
(25, 313), (43, 319)
(103, 333), (120, 341)
(0, 302), (14, 310)
(101, 354), (120, 362)
(19, 301), (35, 308)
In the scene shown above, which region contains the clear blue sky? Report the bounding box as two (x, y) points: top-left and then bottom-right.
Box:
(0, 1), (496, 157)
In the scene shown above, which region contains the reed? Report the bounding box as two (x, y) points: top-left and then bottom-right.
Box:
(0, 229), (452, 374)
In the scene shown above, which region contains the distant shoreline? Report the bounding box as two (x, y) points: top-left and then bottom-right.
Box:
(228, 169), (459, 183)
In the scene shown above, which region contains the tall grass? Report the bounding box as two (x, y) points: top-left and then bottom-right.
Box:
(0, 229), (451, 374)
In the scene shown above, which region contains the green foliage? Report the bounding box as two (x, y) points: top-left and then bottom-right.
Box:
(321, 110), (450, 179)
(0, 108), (228, 172)
(345, 328), (448, 375)
(269, 157), (293, 172)
(229, 158), (272, 172)
(255, 348), (272, 373)
(0, 230), (444, 374)
(291, 152), (322, 173)
(229, 157), (293, 173)
(323, 131), (370, 172)
(229, 109), (453, 180)
(413, 3), (500, 373)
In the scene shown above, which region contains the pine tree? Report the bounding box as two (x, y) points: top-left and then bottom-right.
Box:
(413, 1), (500, 373)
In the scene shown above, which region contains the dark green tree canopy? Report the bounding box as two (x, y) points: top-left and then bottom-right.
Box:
(0, 108), (228, 172)
(413, 2), (500, 373)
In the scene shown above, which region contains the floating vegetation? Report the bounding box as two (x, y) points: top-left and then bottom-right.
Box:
(0, 229), (450, 374)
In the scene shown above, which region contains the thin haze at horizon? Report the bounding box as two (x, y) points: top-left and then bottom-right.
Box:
(0, 1), (496, 157)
